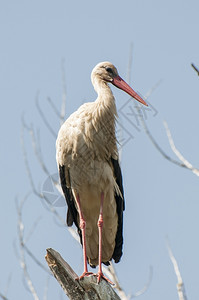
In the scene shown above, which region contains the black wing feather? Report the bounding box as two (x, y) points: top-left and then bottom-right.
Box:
(111, 157), (125, 264)
(59, 165), (82, 242)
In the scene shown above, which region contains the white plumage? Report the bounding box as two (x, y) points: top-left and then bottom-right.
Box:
(56, 61), (147, 282)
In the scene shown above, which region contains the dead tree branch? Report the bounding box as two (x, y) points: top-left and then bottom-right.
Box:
(135, 101), (199, 178)
(126, 43), (133, 84)
(35, 92), (57, 138)
(0, 293), (7, 300)
(191, 63), (199, 76)
(167, 239), (188, 300)
(60, 59), (67, 125)
(0, 293), (9, 300)
(136, 105), (186, 168)
(103, 263), (152, 300)
(45, 248), (121, 300)
(103, 263), (129, 300)
(3, 274), (12, 300)
(47, 97), (61, 119)
(16, 196), (40, 300)
(43, 277), (50, 300)
(164, 121), (199, 176)
(127, 44), (199, 176)
(130, 266), (153, 299)
(135, 103), (199, 177)
(21, 119), (68, 226)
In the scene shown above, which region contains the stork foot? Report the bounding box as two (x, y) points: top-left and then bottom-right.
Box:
(76, 271), (114, 285)
(76, 271), (95, 281)
(96, 271), (114, 285)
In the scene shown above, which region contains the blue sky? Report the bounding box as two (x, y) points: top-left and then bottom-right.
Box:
(1, 0), (199, 299)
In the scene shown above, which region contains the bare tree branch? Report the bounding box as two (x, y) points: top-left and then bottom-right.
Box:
(45, 248), (121, 300)
(103, 263), (130, 300)
(35, 92), (57, 138)
(130, 266), (153, 299)
(191, 63), (199, 76)
(23, 244), (51, 275)
(21, 117), (69, 228)
(0, 293), (9, 300)
(4, 274), (12, 299)
(21, 122), (41, 197)
(25, 216), (42, 244)
(164, 121), (199, 176)
(167, 239), (188, 300)
(126, 44), (176, 166)
(135, 104), (185, 167)
(126, 44), (196, 174)
(43, 276), (50, 300)
(22, 115), (64, 201)
(47, 97), (61, 119)
(21, 91), (81, 246)
(36, 60), (67, 130)
(16, 196), (40, 300)
(135, 96), (199, 175)
(30, 128), (51, 177)
(126, 43), (133, 84)
(102, 263), (152, 300)
(60, 59), (67, 126)
(144, 80), (163, 99)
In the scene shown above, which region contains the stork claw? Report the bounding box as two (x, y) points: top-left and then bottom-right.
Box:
(76, 271), (114, 285)
(96, 271), (114, 285)
(76, 271), (94, 280)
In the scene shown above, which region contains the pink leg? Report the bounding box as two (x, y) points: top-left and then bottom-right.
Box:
(75, 193), (93, 279)
(97, 192), (114, 285)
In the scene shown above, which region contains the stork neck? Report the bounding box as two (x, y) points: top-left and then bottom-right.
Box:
(90, 76), (118, 156)
(94, 78), (116, 109)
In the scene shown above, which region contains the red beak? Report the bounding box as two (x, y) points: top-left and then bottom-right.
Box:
(112, 75), (148, 106)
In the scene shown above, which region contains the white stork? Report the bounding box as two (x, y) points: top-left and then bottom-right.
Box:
(56, 62), (147, 283)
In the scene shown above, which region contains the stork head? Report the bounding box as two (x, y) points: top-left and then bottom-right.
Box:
(91, 61), (148, 106)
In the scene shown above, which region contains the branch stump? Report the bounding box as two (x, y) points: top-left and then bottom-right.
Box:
(45, 248), (121, 300)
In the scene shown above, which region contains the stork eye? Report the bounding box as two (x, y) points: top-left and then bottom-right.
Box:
(106, 67), (114, 74)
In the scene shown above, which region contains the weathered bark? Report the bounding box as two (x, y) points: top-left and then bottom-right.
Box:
(45, 248), (121, 300)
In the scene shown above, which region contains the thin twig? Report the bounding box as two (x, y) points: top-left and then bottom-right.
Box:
(0, 293), (9, 300)
(136, 105), (186, 168)
(22, 115), (65, 200)
(126, 44), (189, 171)
(15, 207), (51, 274)
(126, 43), (133, 84)
(125, 45), (180, 170)
(22, 155), (64, 227)
(166, 239), (188, 300)
(43, 276), (50, 300)
(135, 102), (199, 175)
(35, 92), (57, 138)
(47, 97), (61, 118)
(144, 79), (162, 99)
(21, 121), (41, 197)
(21, 117), (68, 226)
(164, 121), (199, 176)
(25, 216), (42, 243)
(103, 263), (152, 300)
(103, 263), (129, 300)
(130, 266), (153, 298)
(191, 63), (199, 76)
(29, 126), (51, 177)
(23, 244), (51, 275)
(60, 59), (67, 125)
(4, 274), (12, 298)
(16, 196), (40, 300)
